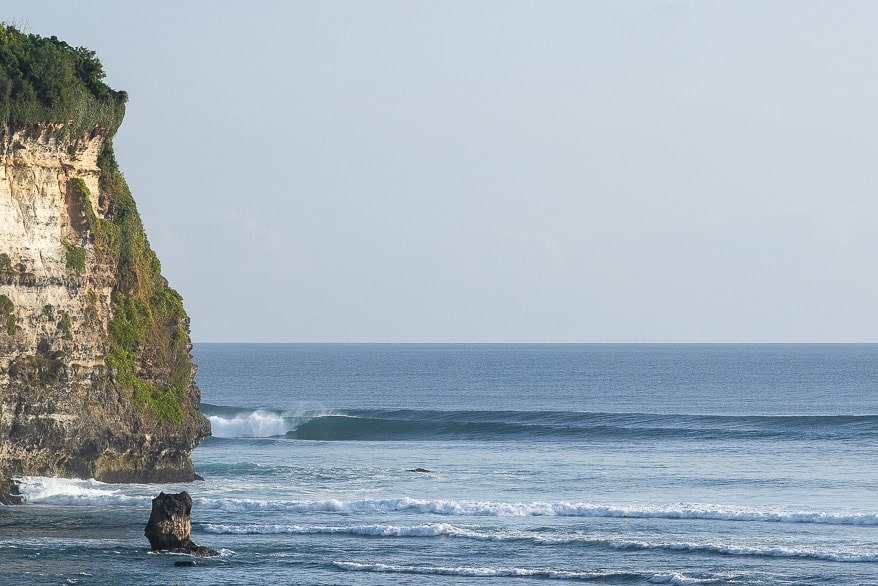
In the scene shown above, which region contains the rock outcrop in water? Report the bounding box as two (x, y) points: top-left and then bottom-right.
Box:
(0, 26), (209, 485)
(144, 492), (217, 556)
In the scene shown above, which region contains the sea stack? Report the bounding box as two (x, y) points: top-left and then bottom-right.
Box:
(144, 492), (217, 556)
(0, 26), (209, 484)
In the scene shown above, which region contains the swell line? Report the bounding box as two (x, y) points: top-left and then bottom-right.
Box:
(203, 522), (878, 562)
(333, 561), (642, 582)
(333, 562), (723, 584)
(199, 404), (878, 441)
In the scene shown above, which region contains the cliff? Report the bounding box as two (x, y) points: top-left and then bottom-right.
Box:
(0, 26), (208, 484)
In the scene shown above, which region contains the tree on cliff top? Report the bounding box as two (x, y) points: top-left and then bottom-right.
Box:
(0, 24), (127, 136)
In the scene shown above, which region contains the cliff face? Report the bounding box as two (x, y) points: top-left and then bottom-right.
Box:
(0, 122), (209, 483)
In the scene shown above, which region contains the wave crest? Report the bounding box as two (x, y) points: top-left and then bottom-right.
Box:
(194, 496), (878, 526)
(203, 522), (484, 539)
(203, 522), (878, 562)
(333, 561), (638, 581)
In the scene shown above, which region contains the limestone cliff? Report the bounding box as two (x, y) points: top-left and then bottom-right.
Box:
(0, 26), (208, 483)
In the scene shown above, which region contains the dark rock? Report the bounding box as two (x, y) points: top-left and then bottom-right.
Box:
(181, 545), (217, 557)
(407, 468), (432, 473)
(144, 491), (218, 556)
(0, 478), (23, 505)
(145, 491), (193, 550)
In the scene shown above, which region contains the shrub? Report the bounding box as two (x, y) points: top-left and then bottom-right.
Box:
(70, 177), (89, 195)
(0, 24), (127, 137)
(1, 295), (15, 335)
(58, 311), (72, 338)
(0, 294), (12, 315)
(64, 241), (85, 272)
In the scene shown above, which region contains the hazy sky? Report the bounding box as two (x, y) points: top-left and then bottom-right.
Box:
(8, 1), (878, 342)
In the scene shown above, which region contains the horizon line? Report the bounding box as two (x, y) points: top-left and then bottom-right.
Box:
(189, 340), (878, 345)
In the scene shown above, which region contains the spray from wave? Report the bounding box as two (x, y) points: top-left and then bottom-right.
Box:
(208, 410), (287, 438)
(14, 477), (150, 507)
(199, 403), (336, 438)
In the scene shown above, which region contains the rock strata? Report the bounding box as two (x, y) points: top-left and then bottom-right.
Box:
(144, 491), (217, 556)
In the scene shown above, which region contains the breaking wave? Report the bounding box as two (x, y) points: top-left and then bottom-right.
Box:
(333, 562), (717, 584)
(199, 403), (331, 438)
(194, 496), (878, 526)
(15, 478), (878, 530)
(13, 477), (150, 507)
(202, 522), (878, 561)
(333, 561), (640, 581)
(204, 522), (484, 539)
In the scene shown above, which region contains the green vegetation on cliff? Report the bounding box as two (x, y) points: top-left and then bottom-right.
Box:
(0, 24), (127, 136)
(63, 241), (86, 272)
(0, 294), (14, 335)
(70, 162), (192, 425)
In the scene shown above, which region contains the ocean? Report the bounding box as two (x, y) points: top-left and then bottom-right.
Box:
(2, 344), (877, 585)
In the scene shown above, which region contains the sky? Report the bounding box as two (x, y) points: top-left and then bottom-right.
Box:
(6, 1), (878, 342)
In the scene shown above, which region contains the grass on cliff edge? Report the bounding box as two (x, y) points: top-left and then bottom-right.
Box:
(71, 145), (194, 426)
(0, 24), (127, 136)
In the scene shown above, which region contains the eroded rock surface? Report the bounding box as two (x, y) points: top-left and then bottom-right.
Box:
(0, 123), (209, 484)
(144, 491), (217, 556)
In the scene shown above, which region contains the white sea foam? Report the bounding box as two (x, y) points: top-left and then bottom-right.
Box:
(203, 522), (486, 539)
(648, 573), (721, 585)
(333, 561), (626, 580)
(202, 522), (878, 562)
(193, 496), (878, 526)
(14, 477), (149, 507)
(609, 539), (878, 563)
(208, 410), (288, 438)
(14, 479), (878, 533)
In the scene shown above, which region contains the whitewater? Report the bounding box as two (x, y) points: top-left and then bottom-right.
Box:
(2, 344), (878, 585)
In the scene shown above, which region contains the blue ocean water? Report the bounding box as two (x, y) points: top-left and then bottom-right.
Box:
(2, 344), (878, 585)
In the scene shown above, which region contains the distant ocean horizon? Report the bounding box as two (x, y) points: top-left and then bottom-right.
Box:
(191, 341), (878, 344)
(3, 343), (877, 584)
